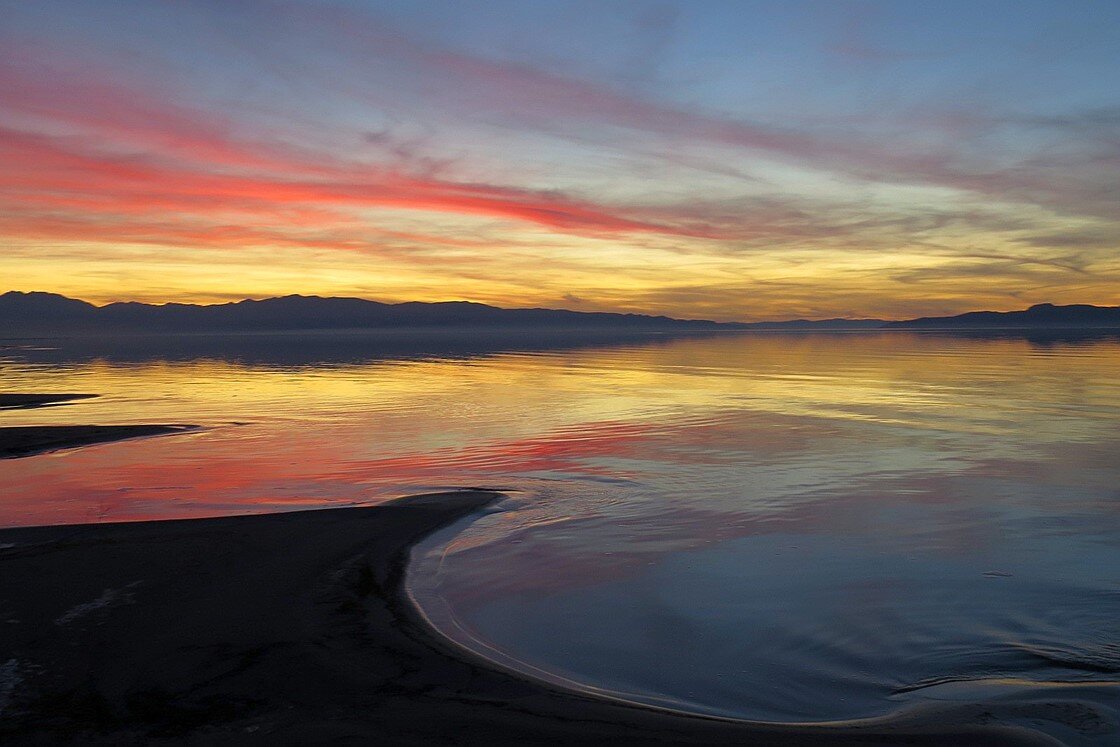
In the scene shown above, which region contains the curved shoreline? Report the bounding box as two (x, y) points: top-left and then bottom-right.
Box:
(0, 491), (1075, 744)
(403, 507), (1120, 743)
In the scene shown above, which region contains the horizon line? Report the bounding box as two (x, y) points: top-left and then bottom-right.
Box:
(5, 289), (1120, 327)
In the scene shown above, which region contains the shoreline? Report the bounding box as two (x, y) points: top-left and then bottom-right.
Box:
(0, 393), (198, 459)
(0, 491), (1065, 745)
(0, 394), (99, 411)
(0, 424), (199, 459)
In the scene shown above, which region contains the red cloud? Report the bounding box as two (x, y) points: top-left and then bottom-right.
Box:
(4, 8), (1114, 272)
(0, 49), (731, 248)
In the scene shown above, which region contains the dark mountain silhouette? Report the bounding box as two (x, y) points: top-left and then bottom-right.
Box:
(887, 303), (1120, 329)
(1, 291), (755, 336)
(8, 292), (1113, 338)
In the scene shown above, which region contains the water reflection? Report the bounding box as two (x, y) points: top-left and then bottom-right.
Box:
(2, 331), (1119, 736)
(2, 328), (728, 366)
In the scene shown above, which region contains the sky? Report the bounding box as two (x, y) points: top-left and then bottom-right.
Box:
(1, 0), (1118, 321)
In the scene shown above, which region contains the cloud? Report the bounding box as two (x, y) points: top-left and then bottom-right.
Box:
(2, 1), (1119, 317)
(0, 121), (728, 241)
(270, 2), (1120, 226)
(6, 6), (1118, 228)
(1016, 231), (1119, 249)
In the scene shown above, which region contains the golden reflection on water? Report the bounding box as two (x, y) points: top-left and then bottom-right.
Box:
(2, 332), (1119, 527)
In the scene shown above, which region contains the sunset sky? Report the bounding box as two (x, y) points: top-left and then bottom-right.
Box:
(2, 0), (1118, 321)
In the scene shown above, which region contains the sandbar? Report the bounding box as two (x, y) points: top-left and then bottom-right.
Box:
(0, 393), (196, 458)
(0, 424), (198, 459)
(0, 394), (99, 410)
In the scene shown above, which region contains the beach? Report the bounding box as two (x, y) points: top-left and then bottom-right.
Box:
(0, 483), (1064, 745)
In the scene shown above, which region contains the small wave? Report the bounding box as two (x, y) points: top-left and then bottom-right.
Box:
(1016, 642), (1120, 675)
(895, 675), (1120, 697)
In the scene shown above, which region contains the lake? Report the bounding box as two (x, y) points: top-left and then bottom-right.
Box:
(2, 330), (1118, 738)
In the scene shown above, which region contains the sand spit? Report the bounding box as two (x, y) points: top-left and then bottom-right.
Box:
(0, 424), (198, 459)
(0, 394), (99, 411)
(0, 393), (197, 459)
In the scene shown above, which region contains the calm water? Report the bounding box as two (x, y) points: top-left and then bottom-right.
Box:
(2, 331), (1119, 739)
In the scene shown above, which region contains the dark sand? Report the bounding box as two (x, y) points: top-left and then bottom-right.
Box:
(0, 490), (1062, 745)
(0, 393), (197, 459)
(0, 425), (198, 459)
(0, 394), (99, 411)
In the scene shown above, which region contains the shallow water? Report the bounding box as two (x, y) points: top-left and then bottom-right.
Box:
(2, 330), (1119, 739)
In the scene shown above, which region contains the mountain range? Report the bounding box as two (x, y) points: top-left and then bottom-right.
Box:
(1, 292), (1118, 336)
(887, 303), (1120, 329)
(0, 291), (884, 336)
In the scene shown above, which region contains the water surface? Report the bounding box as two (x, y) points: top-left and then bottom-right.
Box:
(2, 331), (1118, 740)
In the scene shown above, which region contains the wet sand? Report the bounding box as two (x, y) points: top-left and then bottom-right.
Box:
(0, 394), (99, 411)
(0, 393), (196, 459)
(0, 424), (198, 459)
(0, 490), (1062, 745)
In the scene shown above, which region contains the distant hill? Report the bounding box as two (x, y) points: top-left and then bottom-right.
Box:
(887, 303), (1120, 329)
(11, 292), (1113, 337)
(733, 318), (885, 331)
(1, 291), (751, 336)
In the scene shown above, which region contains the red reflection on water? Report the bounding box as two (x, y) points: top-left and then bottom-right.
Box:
(0, 418), (665, 526)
